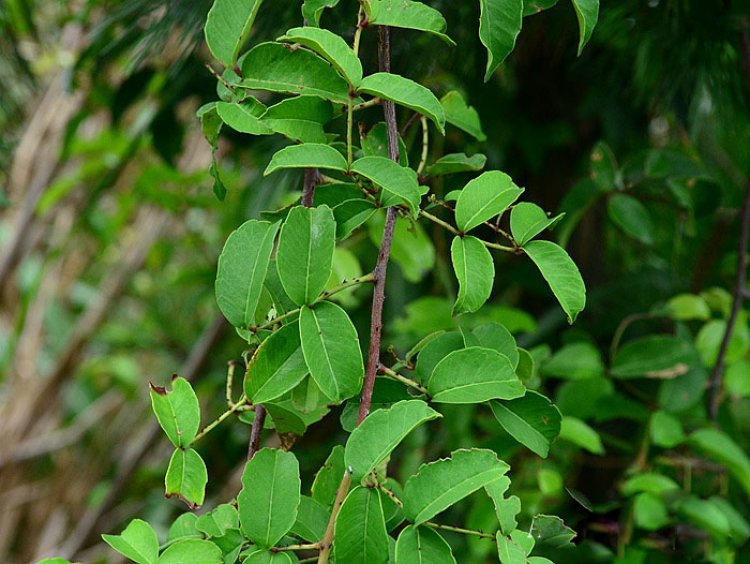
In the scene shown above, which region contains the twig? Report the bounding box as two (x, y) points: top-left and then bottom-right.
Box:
(192, 397), (249, 445)
(226, 361), (238, 407)
(424, 521), (495, 539)
(416, 116), (429, 177)
(419, 209), (515, 252)
(378, 364), (428, 395)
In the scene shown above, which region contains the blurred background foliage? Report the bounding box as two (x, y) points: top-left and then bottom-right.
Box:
(2, 0), (750, 562)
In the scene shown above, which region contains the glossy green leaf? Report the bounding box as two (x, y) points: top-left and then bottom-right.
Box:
(276, 205), (336, 305)
(205, 0), (264, 67)
(102, 519), (159, 564)
(479, 0), (523, 81)
(402, 448), (510, 524)
(559, 416), (604, 454)
(245, 322), (308, 403)
(690, 428), (750, 497)
(427, 153), (487, 176)
(358, 73), (445, 133)
(345, 400), (441, 481)
(395, 525), (456, 563)
(150, 377), (200, 448)
(334, 487), (389, 564)
(157, 539), (223, 564)
(451, 235), (495, 314)
(291, 495), (329, 542)
(265, 144), (348, 176)
(510, 202), (564, 246)
(612, 335), (692, 379)
(165, 448), (208, 509)
(216, 101), (272, 135)
(440, 91), (486, 141)
(279, 27), (362, 86)
(607, 194), (654, 245)
(215, 220), (279, 329)
(367, 0), (455, 45)
(455, 171), (524, 232)
(302, 0), (340, 26)
(261, 96), (332, 144)
(541, 342), (603, 379)
(299, 301), (363, 401)
(571, 0), (599, 55)
(195, 504), (238, 538)
(238, 448), (301, 548)
(312, 445), (345, 509)
(239, 42), (350, 103)
(429, 347), (524, 403)
(351, 156), (421, 215)
(523, 240), (586, 323)
(490, 391), (562, 458)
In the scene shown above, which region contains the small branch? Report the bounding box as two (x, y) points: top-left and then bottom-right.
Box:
(416, 116), (429, 177)
(351, 98), (381, 112)
(376, 482), (404, 507)
(419, 210), (515, 252)
(378, 364), (428, 395)
(317, 473), (352, 563)
(273, 543), (321, 552)
(192, 396), (248, 445)
(425, 521), (495, 540)
(248, 405), (267, 460)
(226, 361), (238, 407)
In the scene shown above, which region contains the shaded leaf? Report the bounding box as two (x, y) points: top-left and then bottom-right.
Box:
(479, 0), (523, 81)
(490, 391), (562, 458)
(559, 416), (604, 455)
(279, 27), (362, 86)
(532, 515), (577, 548)
(312, 445), (346, 510)
(690, 428), (750, 497)
(261, 96), (331, 144)
(291, 495), (329, 543)
(607, 194), (654, 245)
(334, 487), (389, 563)
(245, 322), (308, 403)
(395, 525), (456, 563)
(351, 156), (421, 215)
(440, 91), (486, 141)
(302, 0), (340, 26)
(427, 153), (487, 176)
(612, 335), (692, 379)
(571, 0), (599, 55)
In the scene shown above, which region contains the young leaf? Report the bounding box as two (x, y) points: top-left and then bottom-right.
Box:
(454, 171), (524, 232)
(451, 235), (495, 314)
(334, 487), (389, 563)
(395, 525), (456, 563)
(165, 448), (208, 509)
(523, 240), (586, 323)
(358, 73), (446, 133)
(276, 205), (336, 305)
(245, 322), (308, 403)
(344, 400), (441, 482)
(205, 0), (264, 67)
(150, 377), (200, 448)
(238, 448), (301, 548)
(261, 96), (332, 144)
(429, 347), (525, 403)
(427, 153), (487, 176)
(157, 539), (223, 564)
(216, 101), (272, 135)
(350, 156), (421, 215)
(102, 519), (159, 564)
(402, 449), (510, 524)
(490, 391), (562, 458)
(366, 0), (455, 45)
(510, 202), (564, 246)
(215, 219), (279, 329)
(440, 91), (486, 141)
(571, 0), (599, 55)
(265, 144), (348, 176)
(278, 27), (363, 87)
(299, 301), (364, 402)
(302, 0), (341, 26)
(239, 42), (350, 103)
(291, 495), (330, 542)
(479, 0), (524, 81)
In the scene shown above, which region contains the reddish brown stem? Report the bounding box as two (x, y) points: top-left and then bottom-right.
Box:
(247, 404), (266, 460)
(302, 168), (319, 207)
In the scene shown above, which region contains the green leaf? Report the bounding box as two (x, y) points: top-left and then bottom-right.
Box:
(216, 101), (272, 135)
(523, 0), (559, 16)
(345, 400), (441, 482)
(607, 194), (654, 245)
(451, 236), (495, 314)
(276, 205), (336, 305)
(510, 202), (564, 246)
(102, 519), (159, 564)
(205, 0), (264, 67)
(242, 551), (298, 564)
(245, 322), (308, 403)
(312, 445), (346, 509)
(571, 0), (599, 55)
(165, 448), (208, 509)
(215, 220), (279, 329)
(369, 212), (435, 283)
(278, 27), (363, 86)
(490, 391), (562, 458)
(611, 336), (692, 379)
(302, 0), (340, 26)
(291, 495), (330, 542)
(427, 153), (487, 176)
(650, 410), (685, 448)
(622, 473), (680, 497)
(541, 342), (603, 379)
(358, 73), (445, 133)
(415, 331), (465, 383)
(196, 504), (238, 538)
(633, 493), (670, 531)
(523, 240), (586, 324)
(429, 347), (525, 403)
(479, 0), (524, 81)
(334, 487), (389, 563)
(485, 478), (520, 535)
(403, 449), (510, 524)
(676, 497), (731, 539)
(589, 141), (617, 191)
(351, 156), (421, 215)
(150, 377), (200, 448)
(157, 539), (223, 564)
(664, 293), (711, 321)
(440, 91), (486, 141)
(472, 323), (519, 369)
(265, 144), (347, 176)
(299, 301), (364, 402)
(361, 122), (410, 166)
(167, 513), (200, 542)
(261, 96), (332, 144)
(559, 416), (604, 455)
(696, 319), (750, 366)
(690, 428), (750, 497)
(496, 533), (526, 564)
(238, 448), (301, 548)
(454, 171), (524, 232)
(367, 0), (455, 45)
(239, 42), (350, 103)
(395, 525), (456, 563)
(532, 515), (577, 548)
